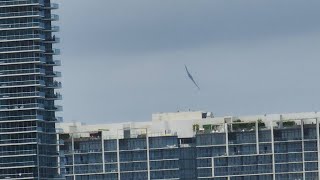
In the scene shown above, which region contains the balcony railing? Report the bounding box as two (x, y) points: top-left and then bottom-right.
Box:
(0, 57), (45, 65)
(0, 103), (45, 111)
(0, 68), (45, 77)
(44, 36), (60, 43)
(0, 91), (45, 99)
(44, 14), (59, 21)
(0, 0), (44, 7)
(38, 139), (64, 145)
(0, 115), (43, 121)
(45, 105), (63, 111)
(44, 25), (60, 32)
(0, 126), (42, 133)
(45, 48), (60, 55)
(0, 137), (37, 145)
(0, 34), (45, 42)
(0, 11), (44, 19)
(44, 60), (61, 66)
(46, 81), (62, 88)
(0, 22), (45, 30)
(0, 173), (35, 180)
(0, 161), (36, 168)
(44, 3), (59, 9)
(45, 71), (62, 77)
(0, 80), (45, 88)
(0, 149), (36, 157)
(0, 45), (45, 53)
(46, 92), (62, 100)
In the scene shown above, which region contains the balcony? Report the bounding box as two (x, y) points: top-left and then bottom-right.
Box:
(0, 68), (45, 77)
(0, 161), (37, 169)
(44, 14), (59, 21)
(45, 48), (60, 55)
(0, 137), (38, 145)
(38, 139), (64, 146)
(0, 34), (45, 43)
(44, 25), (60, 32)
(0, 103), (45, 111)
(0, 149), (36, 157)
(0, 126), (42, 133)
(0, 80), (45, 88)
(46, 81), (62, 89)
(0, 0), (44, 7)
(45, 71), (62, 78)
(0, 173), (35, 180)
(44, 60), (61, 66)
(46, 92), (62, 100)
(0, 91), (45, 100)
(54, 116), (63, 122)
(44, 36), (60, 43)
(0, 22), (45, 31)
(0, 11), (44, 20)
(0, 57), (45, 65)
(0, 45), (45, 54)
(0, 115), (43, 122)
(44, 3), (59, 9)
(46, 105), (63, 111)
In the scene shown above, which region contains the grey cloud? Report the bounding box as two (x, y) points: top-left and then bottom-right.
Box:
(57, 0), (320, 55)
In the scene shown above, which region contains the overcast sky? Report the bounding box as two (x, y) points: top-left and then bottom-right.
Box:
(55, 0), (320, 124)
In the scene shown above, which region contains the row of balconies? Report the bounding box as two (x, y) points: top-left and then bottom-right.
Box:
(0, 115), (63, 122)
(39, 139), (64, 145)
(0, 91), (62, 100)
(0, 22), (59, 32)
(0, 68), (61, 77)
(0, 137), (37, 145)
(0, 68), (45, 76)
(0, 22), (44, 30)
(0, 161), (36, 168)
(0, 149), (36, 157)
(0, 34), (45, 42)
(0, 45), (45, 53)
(0, 173), (35, 180)
(0, 126), (42, 133)
(0, 34), (60, 43)
(0, 80), (62, 89)
(0, 91), (45, 99)
(0, 12), (59, 22)
(0, 103), (63, 112)
(0, 57), (61, 66)
(0, 11), (44, 19)
(0, 137), (63, 146)
(0, 45), (60, 54)
(0, 11), (59, 21)
(0, 0), (58, 10)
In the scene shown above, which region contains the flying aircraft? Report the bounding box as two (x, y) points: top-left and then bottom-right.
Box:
(185, 65), (200, 90)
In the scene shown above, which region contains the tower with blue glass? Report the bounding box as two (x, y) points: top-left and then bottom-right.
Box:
(0, 0), (62, 179)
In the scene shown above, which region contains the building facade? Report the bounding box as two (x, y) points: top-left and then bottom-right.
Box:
(0, 0), (62, 179)
(58, 111), (320, 180)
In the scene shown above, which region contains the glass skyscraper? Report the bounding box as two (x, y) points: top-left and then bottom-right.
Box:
(58, 115), (320, 180)
(0, 0), (62, 179)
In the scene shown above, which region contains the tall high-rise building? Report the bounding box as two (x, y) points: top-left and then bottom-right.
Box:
(0, 0), (62, 179)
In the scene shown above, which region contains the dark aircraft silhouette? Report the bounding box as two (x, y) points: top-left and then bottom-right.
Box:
(185, 65), (200, 90)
